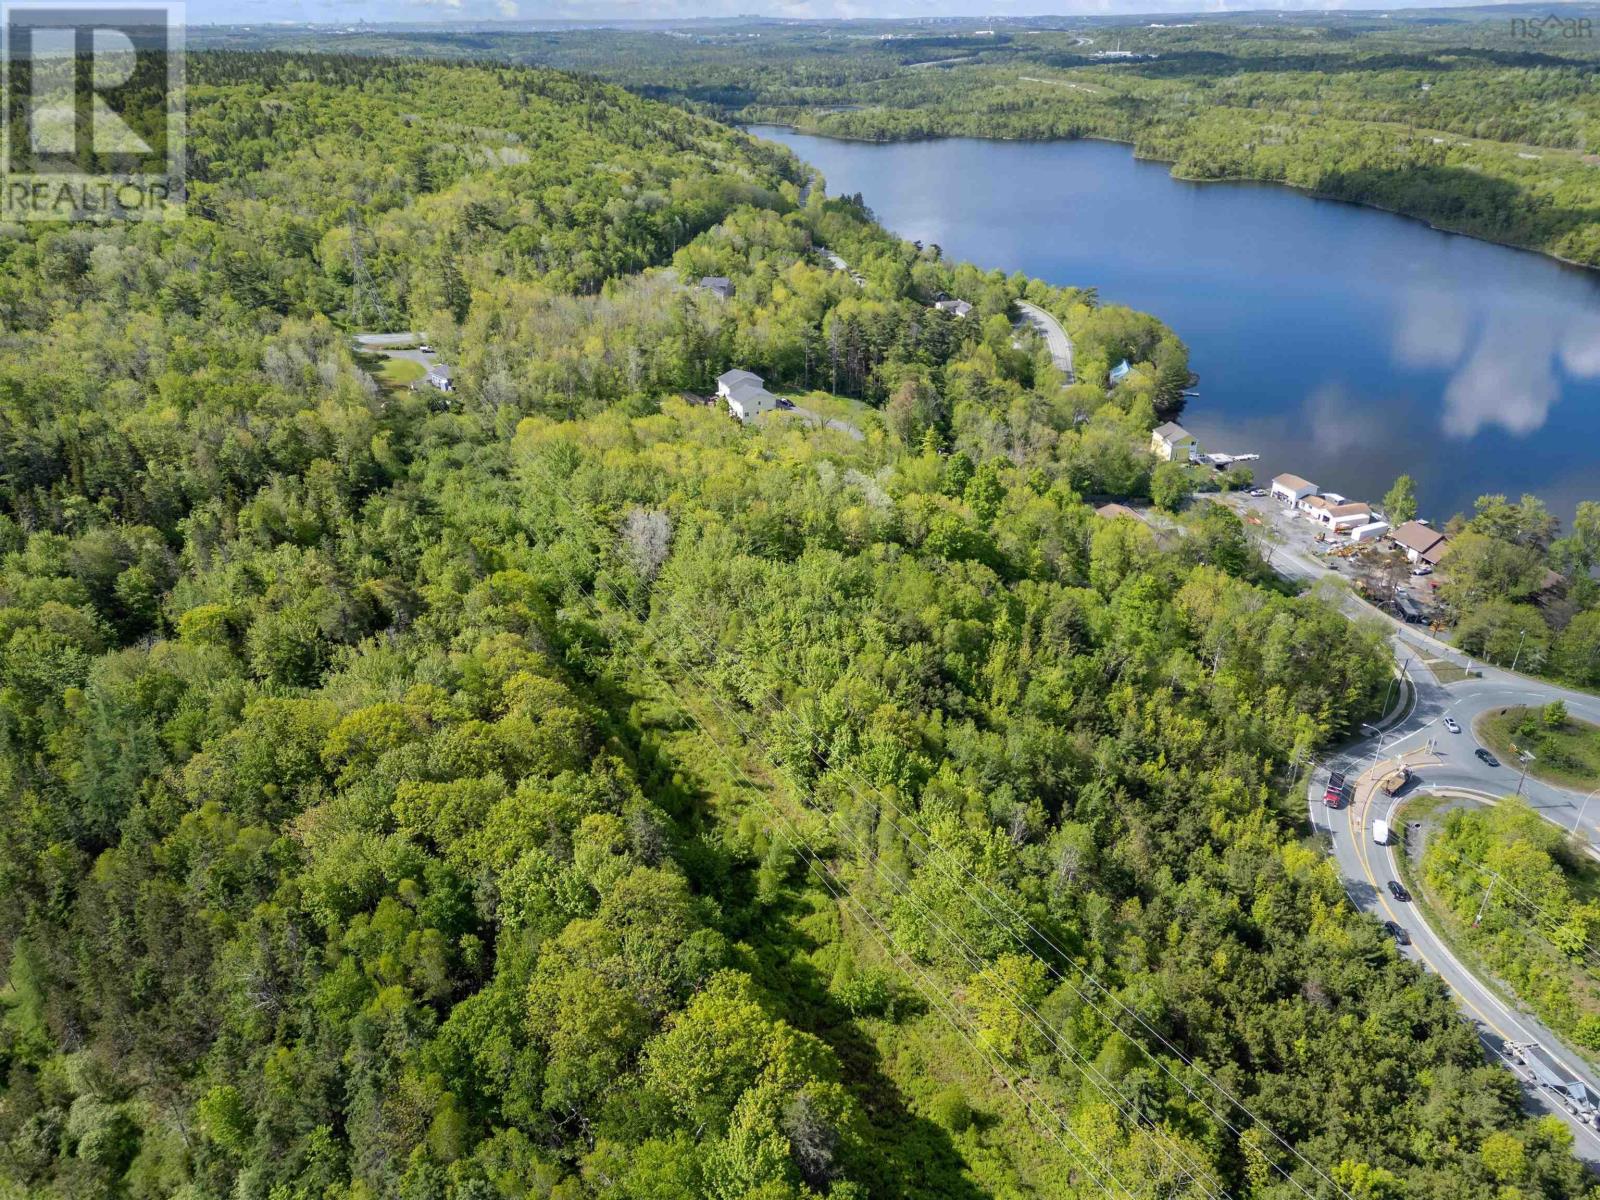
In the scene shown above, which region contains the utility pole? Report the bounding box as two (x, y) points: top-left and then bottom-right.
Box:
(348, 209), (391, 330)
(1473, 875), (1497, 927)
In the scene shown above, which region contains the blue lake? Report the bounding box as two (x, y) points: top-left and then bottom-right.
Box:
(752, 127), (1600, 525)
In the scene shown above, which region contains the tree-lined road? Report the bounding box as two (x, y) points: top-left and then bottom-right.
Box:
(1014, 300), (1075, 383)
(1312, 629), (1600, 1159)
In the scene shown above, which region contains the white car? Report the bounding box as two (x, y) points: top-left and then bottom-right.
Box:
(1410, 566), (1432, 577)
(1443, 716), (1460, 734)
(418, 343), (434, 354)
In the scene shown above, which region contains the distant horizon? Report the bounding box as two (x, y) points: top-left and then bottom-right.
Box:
(186, 0), (1593, 31)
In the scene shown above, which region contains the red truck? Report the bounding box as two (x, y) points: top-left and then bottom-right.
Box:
(1323, 770), (1347, 809)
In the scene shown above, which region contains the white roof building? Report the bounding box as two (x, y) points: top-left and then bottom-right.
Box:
(716, 369), (779, 422)
(1270, 473), (1317, 502)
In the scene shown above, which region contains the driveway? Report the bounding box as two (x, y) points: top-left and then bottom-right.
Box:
(782, 404), (864, 442)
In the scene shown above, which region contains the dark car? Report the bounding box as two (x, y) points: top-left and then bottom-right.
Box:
(1383, 920), (1410, 946)
(1387, 880), (1410, 902)
(1475, 748), (1501, 767)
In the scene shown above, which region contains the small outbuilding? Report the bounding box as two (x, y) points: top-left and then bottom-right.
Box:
(698, 276), (734, 300)
(427, 364), (455, 393)
(1348, 520), (1391, 543)
(1109, 359), (1133, 385)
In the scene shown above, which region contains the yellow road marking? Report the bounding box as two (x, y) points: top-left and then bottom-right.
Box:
(1349, 760), (1522, 1044)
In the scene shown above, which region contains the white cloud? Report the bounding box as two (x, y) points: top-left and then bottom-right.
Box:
(1440, 313), (1559, 439)
(1392, 290), (1470, 370)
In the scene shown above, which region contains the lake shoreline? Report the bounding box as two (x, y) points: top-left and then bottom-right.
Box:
(748, 124), (1600, 527)
(746, 121), (1600, 278)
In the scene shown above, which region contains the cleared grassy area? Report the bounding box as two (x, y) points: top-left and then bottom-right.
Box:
(1414, 655), (1475, 685)
(377, 356), (426, 389)
(1478, 706), (1600, 791)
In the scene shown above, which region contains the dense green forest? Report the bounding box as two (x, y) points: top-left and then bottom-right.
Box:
(1421, 796), (1600, 1057)
(1432, 493), (1600, 687)
(199, 9), (1600, 267)
(0, 49), (1595, 1200)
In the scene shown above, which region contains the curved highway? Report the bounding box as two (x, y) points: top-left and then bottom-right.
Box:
(1311, 626), (1600, 1159)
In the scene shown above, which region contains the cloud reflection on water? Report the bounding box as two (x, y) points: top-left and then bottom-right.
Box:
(1395, 289), (1600, 439)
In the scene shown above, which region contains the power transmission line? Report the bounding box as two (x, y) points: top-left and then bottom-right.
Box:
(524, 461), (1348, 1200)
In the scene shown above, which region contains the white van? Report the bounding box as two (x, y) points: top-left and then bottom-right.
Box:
(1373, 819), (1390, 846)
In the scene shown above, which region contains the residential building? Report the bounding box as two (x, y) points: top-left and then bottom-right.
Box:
(1319, 501), (1373, 531)
(1270, 473), (1317, 503)
(698, 276), (734, 300)
(1388, 520), (1449, 565)
(427, 364), (455, 393)
(935, 298), (973, 318)
(1095, 503), (1145, 522)
(716, 368), (780, 422)
(1150, 421), (1198, 462)
(1109, 359), (1133, 385)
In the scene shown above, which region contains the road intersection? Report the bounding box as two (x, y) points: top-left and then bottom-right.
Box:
(1312, 624), (1600, 1158)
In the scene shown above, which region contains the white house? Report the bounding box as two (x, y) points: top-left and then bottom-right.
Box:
(427, 364), (455, 393)
(1322, 501), (1374, 531)
(935, 298), (973, 318)
(1150, 421), (1198, 462)
(1270, 473), (1317, 503)
(716, 368), (779, 422)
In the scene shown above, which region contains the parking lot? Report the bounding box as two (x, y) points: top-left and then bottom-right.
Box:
(1220, 491), (1445, 625)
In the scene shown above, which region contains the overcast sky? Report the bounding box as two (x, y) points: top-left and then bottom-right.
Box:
(197, 0), (1522, 27)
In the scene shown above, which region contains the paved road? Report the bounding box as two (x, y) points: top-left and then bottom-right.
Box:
(1243, 486), (1600, 1153)
(353, 332), (440, 376)
(1014, 300), (1075, 383)
(1305, 601), (1600, 1155)
(354, 332), (421, 349)
(1316, 742), (1600, 1161)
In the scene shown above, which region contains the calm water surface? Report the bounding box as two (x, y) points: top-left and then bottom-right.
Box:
(753, 127), (1600, 525)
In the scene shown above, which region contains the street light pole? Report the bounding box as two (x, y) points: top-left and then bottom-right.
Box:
(1573, 786), (1600, 836)
(1363, 723), (1386, 769)
(1511, 628), (1529, 673)
(1515, 750), (1534, 797)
